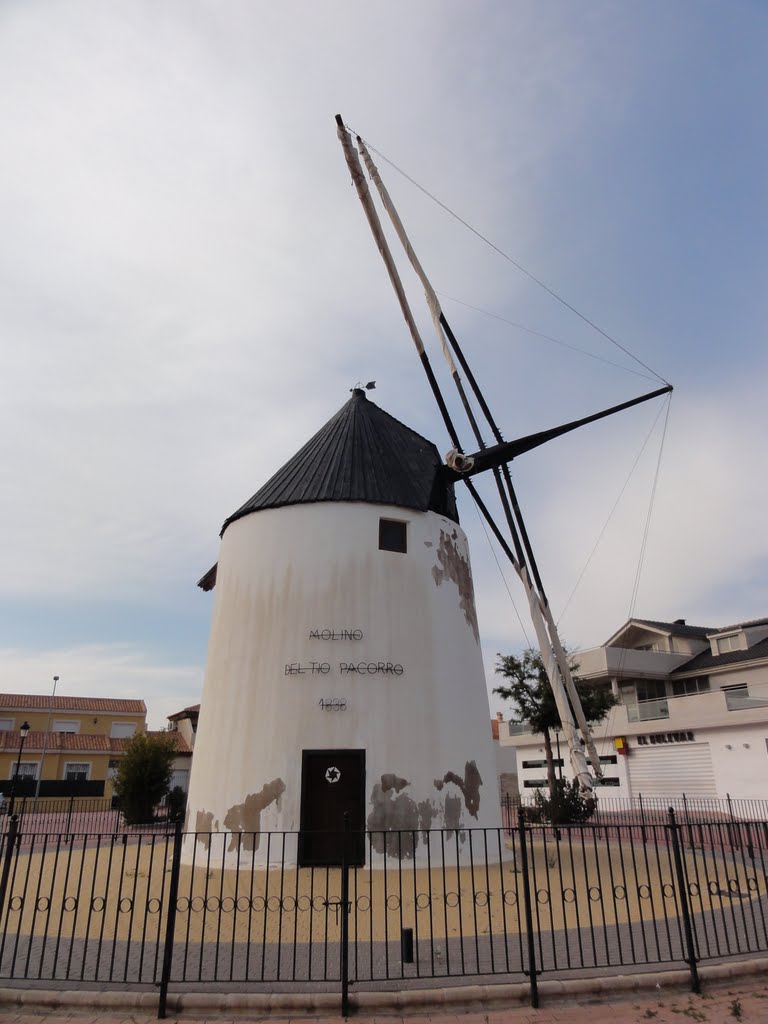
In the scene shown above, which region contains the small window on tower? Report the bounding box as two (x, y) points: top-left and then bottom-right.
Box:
(379, 518), (407, 553)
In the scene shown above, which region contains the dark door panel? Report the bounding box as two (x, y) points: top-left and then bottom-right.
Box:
(299, 749), (365, 866)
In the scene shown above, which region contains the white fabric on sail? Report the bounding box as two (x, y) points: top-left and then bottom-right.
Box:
(542, 601), (603, 776)
(336, 123), (425, 357)
(356, 138), (458, 377)
(519, 565), (595, 794)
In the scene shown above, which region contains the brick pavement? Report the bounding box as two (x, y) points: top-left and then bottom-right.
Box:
(1, 973), (768, 1023)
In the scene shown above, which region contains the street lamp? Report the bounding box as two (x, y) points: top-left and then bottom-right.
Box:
(8, 722), (31, 817)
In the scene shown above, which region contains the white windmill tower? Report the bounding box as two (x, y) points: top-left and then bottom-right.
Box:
(186, 385), (503, 866)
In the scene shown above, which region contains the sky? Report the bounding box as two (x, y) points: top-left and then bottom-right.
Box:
(1, 1), (766, 727)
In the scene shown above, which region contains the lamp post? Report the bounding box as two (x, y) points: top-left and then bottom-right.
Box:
(8, 722), (30, 817)
(554, 726), (563, 780)
(35, 674), (59, 798)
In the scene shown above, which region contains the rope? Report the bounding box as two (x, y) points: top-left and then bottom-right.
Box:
(345, 123), (670, 387)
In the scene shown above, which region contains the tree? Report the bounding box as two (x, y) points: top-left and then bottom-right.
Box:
(493, 647), (618, 805)
(113, 731), (177, 825)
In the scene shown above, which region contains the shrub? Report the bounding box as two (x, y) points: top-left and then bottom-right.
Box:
(165, 785), (187, 822)
(113, 732), (177, 825)
(533, 778), (597, 825)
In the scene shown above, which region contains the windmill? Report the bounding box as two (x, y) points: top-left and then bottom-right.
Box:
(335, 115), (673, 797)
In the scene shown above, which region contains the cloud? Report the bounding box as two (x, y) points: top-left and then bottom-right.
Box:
(0, 644), (201, 730)
(0, 1), (765, 729)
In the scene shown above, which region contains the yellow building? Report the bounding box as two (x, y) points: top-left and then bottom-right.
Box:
(0, 693), (147, 800)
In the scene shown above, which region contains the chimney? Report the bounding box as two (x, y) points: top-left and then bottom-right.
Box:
(673, 618), (686, 626)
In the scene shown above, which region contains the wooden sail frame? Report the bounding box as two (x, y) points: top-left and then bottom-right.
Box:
(335, 115), (672, 795)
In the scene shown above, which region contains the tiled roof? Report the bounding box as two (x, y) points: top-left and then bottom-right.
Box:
(710, 616), (768, 635)
(631, 619), (715, 639)
(0, 731), (126, 753)
(0, 730), (192, 755)
(167, 704), (200, 722)
(220, 389), (458, 536)
(147, 731), (193, 754)
(0, 694), (146, 714)
(672, 636), (768, 675)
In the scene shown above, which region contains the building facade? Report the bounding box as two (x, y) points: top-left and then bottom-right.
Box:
(501, 617), (768, 801)
(166, 704), (199, 792)
(0, 694), (147, 799)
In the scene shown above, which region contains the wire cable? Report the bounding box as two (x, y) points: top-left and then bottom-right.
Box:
(469, 492), (532, 649)
(557, 399), (668, 627)
(628, 394), (672, 617)
(439, 292), (660, 384)
(345, 123), (670, 387)
(614, 393), (673, 686)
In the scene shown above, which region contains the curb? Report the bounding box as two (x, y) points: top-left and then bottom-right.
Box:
(1, 957), (766, 1017)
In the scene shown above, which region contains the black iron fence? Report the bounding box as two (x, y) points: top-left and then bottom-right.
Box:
(1, 811), (768, 1017)
(503, 793), (768, 832)
(3, 796), (179, 839)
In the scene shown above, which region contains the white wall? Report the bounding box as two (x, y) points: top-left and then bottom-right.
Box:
(186, 502), (500, 863)
(707, 723), (768, 800)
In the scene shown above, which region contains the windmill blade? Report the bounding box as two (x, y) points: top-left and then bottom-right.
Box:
(335, 115), (463, 451)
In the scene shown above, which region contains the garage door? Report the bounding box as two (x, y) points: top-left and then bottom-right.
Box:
(628, 743), (717, 798)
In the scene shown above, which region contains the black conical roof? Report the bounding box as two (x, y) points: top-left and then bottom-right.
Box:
(221, 390), (458, 535)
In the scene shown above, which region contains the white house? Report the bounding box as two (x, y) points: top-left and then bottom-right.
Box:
(500, 616), (768, 801)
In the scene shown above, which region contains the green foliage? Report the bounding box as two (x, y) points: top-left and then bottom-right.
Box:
(113, 731), (177, 825)
(493, 648), (618, 735)
(494, 647), (618, 806)
(533, 778), (596, 825)
(165, 785), (187, 822)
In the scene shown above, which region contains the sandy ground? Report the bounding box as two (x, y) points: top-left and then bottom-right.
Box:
(4, 833), (763, 948)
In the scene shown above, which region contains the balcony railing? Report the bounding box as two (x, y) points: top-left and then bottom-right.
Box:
(625, 697), (670, 722)
(508, 721), (533, 736)
(724, 689), (768, 712)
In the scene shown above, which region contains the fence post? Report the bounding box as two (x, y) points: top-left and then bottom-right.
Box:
(682, 793), (694, 849)
(517, 808), (539, 1008)
(157, 816), (183, 1019)
(0, 815), (19, 928)
(66, 795), (75, 833)
(726, 793), (741, 851)
(639, 793), (647, 842)
(340, 812), (351, 1018)
(668, 808), (700, 994)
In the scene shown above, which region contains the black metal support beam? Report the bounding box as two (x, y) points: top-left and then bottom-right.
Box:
(446, 384), (673, 482)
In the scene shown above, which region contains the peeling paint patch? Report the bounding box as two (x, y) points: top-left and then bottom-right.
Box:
(418, 799), (438, 833)
(442, 761), (483, 818)
(368, 776), (420, 858)
(381, 773), (409, 794)
(224, 778), (286, 852)
(431, 531), (479, 641)
(433, 779), (444, 791)
(444, 793), (462, 832)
